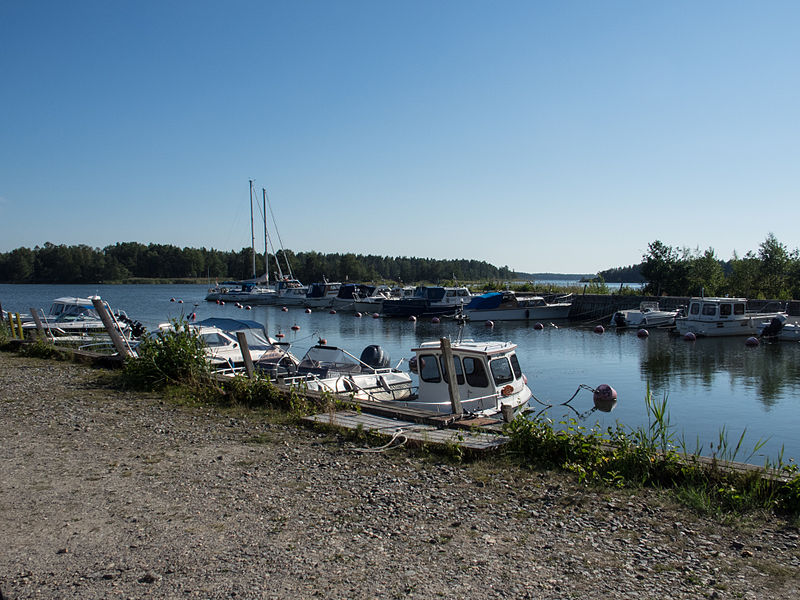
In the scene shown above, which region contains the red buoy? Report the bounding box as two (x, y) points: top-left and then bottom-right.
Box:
(276, 332), (284, 339)
(281, 306), (288, 312)
(594, 325), (604, 334)
(745, 336), (760, 347)
(485, 320), (494, 327)
(431, 317), (440, 324)
(637, 328), (649, 338)
(408, 315), (417, 322)
(330, 309), (337, 314)
(305, 308), (312, 313)
(170, 298), (176, 302)
(593, 384), (618, 412)
(318, 338), (327, 345)
(684, 332), (696, 341)
(533, 322), (544, 330)
(372, 313), (380, 319)
(355, 312), (362, 318)
(291, 324), (300, 331)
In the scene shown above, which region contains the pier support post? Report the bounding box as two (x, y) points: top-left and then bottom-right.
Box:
(30, 308), (48, 341)
(236, 331), (255, 378)
(440, 337), (463, 415)
(91, 297), (133, 358)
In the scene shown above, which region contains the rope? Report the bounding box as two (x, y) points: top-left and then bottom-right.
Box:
(354, 427), (408, 453)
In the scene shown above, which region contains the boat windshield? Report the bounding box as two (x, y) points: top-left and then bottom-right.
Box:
(490, 357), (514, 385)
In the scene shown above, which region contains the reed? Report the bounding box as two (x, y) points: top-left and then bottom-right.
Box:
(504, 389), (800, 516)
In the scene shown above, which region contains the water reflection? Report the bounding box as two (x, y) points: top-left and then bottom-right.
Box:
(639, 333), (800, 406)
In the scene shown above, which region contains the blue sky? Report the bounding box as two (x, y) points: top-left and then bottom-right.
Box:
(2, 1), (798, 273)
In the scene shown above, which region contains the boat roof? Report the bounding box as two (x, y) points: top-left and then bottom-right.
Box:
(688, 297), (748, 302)
(52, 297), (95, 306)
(195, 317), (266, 333)
(412, 339), (517, 357)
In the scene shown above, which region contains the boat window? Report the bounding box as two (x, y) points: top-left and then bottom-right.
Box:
(490, 357), (514, 385)
(720, 304), (732, 317)
(509, 354), (522, 379)
(419, 354), (441, 383)
(463, 357), (489, 388)
(201, 333), (232, 347)
(734, 304), (745, 315)
(439, 355), (465, 386)
(702, 304), (717, 316)
(689, 303), (700, 315)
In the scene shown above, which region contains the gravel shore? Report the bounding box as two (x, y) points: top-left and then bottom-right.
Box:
(1, 351), (799, 599)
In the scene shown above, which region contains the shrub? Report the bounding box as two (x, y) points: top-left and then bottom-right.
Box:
(121, 318), (210, 390)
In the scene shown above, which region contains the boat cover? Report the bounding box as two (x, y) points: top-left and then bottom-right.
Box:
(465, 292), (503, 310)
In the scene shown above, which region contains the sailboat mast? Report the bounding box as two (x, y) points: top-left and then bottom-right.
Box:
(268, 188), (269, 287)
(249, 180), (257, 279)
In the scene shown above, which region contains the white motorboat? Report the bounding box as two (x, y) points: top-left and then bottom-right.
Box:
(396, 339), (533, 416)
(22, 296), (132, 337)
(758, 314), (800, 342)
(265, 337), (532, 417)
(675, 297), (787, 337)
(257, 343), (413, 401)
(157, 317), (295, 374)
(610, 301), (679, 328)
(463, 291), (572, 322)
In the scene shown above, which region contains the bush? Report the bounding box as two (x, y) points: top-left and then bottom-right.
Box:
(121, 319), (210, 390)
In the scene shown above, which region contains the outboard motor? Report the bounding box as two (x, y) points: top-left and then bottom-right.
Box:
(761, 314), (787, 337)
(613, 312), (626, 327)
(360, 344), (390, 369)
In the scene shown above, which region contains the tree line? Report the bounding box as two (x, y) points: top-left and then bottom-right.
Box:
(630, 234), (800, 299)
(0, 242), (513, 285)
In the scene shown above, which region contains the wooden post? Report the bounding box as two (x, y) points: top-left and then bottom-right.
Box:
(440, 337), (462, 415)
(90, 297), (132, 358)
(236, 331), (255, 378)
(30, 307), (47, 341)
(6, 313), (14, 339)
(14, 313), (24, 339)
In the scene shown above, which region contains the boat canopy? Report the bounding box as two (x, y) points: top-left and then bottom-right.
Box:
(335, 283), (376, 300)
(465, 292), (505, 310)
(194, 318), (274, 349)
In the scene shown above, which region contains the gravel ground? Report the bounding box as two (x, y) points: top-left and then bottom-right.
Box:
(1, 351), (799, 599)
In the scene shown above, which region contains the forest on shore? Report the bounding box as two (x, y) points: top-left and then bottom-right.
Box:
(0, 242), (513, 285)
(1, 234), (798, 300)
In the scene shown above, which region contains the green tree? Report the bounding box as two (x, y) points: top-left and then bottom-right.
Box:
(686, 248), (725, 296)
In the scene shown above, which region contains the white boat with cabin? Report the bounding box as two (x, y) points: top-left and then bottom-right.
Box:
(304, 281), (342, 308)
(675, 297), (787, 337)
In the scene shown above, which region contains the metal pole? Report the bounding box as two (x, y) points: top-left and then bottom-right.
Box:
(250, 180), (257, 279)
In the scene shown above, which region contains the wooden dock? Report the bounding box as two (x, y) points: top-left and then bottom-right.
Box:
(304, 410), (509, 452)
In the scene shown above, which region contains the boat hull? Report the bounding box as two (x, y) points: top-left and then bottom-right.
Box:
(465, 304), (571, 322)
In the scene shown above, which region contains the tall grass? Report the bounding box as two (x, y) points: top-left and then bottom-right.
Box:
(505, 387), (800, 516)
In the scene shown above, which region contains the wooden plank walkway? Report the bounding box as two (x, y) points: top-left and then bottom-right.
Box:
(304, 410), (510, 452)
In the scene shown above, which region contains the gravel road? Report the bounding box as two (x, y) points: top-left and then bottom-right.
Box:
(1, 351), (799, 599)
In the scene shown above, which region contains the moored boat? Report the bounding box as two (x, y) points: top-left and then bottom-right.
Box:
(381, 285), (472, 318)
(675, 297), (786, 337)
(610, 301), (678, 328)
(464, 291), (572, 322)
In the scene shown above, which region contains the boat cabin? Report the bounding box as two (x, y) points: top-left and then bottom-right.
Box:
(410, 339), (530, 414)
(685, 297), (747, 321)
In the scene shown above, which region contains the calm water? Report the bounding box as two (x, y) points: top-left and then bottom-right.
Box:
(2, 283), (798, 462)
